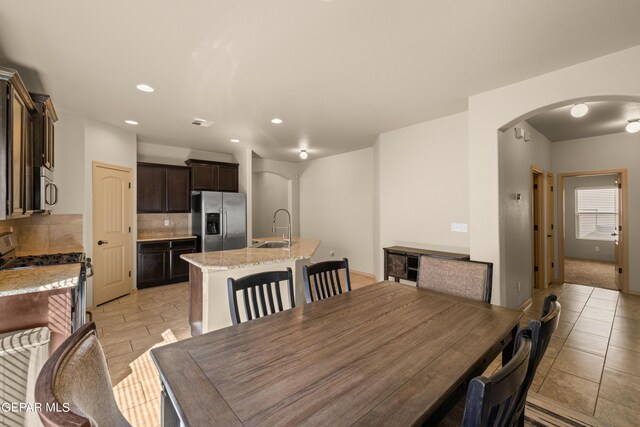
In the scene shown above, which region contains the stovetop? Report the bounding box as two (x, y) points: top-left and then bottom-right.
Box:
(0, 252), (85, 271)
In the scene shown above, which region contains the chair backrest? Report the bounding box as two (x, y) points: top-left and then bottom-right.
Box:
(227, 268), (295, 325)
(302, 258), (351, 303)
(510, 294), (561, 425)
(418, 255), (493, 303)
(35, 322), (130, 427)
(462, 335), (532, 427)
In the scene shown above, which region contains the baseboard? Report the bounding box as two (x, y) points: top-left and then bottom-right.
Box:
(350, 269), (376, 279)
(517, 298), (532, 311)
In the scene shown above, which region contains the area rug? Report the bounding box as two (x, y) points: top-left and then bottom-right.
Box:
(564, 258), (617, 290)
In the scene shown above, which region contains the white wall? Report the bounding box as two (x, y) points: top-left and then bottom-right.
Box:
(552, 132), (640, 289)
(299, 147), (374, 274)
(377, 112), (470, 279)
(253, 158), (301, 236)
(498, 122), (551, 308)
(137, 141), (234, 165)
(84, 118), (138, 306)
(53, 110), (85, 214)
(252, 172), (289, 238)
(469, 44), (640, 304)
(563, 175), (617, 262)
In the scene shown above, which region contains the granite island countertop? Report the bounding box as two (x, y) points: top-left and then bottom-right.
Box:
(137, 234), (197, 242)
(0, 263), (81, 297)
(181, 237), (320, 271)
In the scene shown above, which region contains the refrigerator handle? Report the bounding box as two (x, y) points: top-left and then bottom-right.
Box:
(219, 208), (224, 240)
(224, 208), (229, 239)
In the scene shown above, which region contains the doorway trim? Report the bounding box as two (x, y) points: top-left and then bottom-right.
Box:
(531, 166), (545, 290)
(557, 168), (629, 293)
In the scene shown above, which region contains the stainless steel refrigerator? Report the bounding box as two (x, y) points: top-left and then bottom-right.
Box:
(191, 191), (247, 252)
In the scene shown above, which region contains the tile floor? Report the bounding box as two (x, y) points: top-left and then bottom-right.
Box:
(95, 277), (640, 427)
(94, 271), (377, 427)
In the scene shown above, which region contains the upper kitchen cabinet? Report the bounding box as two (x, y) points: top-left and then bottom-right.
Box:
(137, 163), (191, 213)
(185, 159), (239, 192)
(30, 93), (58, 171)
(0, 67), (37, 220)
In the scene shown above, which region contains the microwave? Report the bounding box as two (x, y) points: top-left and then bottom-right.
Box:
(34, 166), (58, 212)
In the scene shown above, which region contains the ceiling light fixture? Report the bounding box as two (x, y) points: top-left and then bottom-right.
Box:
(570, 103), (589, 118)
(271, 118), (283, 124)
(230, 139), (240, 143)
(299, 149), (308, 160)
(136, 84), (154, 93)
(625, 119), (640, 133)
(124, 120), (139, 125)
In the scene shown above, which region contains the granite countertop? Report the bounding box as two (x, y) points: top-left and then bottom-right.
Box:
(181, 237), (320, 270)
(0, 264), (81, 297)
(137, 234), (197, 242)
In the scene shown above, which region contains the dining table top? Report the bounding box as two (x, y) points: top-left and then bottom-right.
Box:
(151, 281), (523, 426)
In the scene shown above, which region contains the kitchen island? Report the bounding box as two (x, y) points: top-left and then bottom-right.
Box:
(181, 237), (320, 335)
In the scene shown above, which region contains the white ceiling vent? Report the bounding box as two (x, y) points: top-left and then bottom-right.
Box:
(191, 118), (214, 127)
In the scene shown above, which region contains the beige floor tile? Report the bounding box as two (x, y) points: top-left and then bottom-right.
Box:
(585, 298), (617, 311)
(122, 398), (161, 427)
(590, 288), (619, 302)
(567, 284), (594, 295)
(557, 309), (580, 325)
(580, 306), (615, 323)
(561, 292), (590, 303)
(102, 340), (134, 359)
(147, 319), (190, 335)
(594, 397), (640, 427)
(94, 314), (126, 328)
(613, 316), (640, 335)
(615, 305), (640, 321)
(160, 309), (188, 322)
(99, 325), (150, 347)
(553, 321), (574, 339)
(538, 368), (599, 416)
(605, 346), (640, 376)
(130, 334), (167, 352)
(92, 309), (127, 322)
(140, 376), (162, 401)
(107, 349), (147, 373)
(573, 317), (612, 338)
(564, 330), (609, 357)
(544, 336), (564, 359)
(113, 381), (146, 412)
(110, 368), (133, 386)
(558, 299), (586, 313)
(552, 347), (604, 382)
(125, 305), (178, 322)
(609, 328), (640, 354)
(531, 355), (555, 387)
(598, 367), (640, 410)
(103, 315), (165, 335)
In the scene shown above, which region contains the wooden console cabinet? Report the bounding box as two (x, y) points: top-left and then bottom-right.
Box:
(383, 246), (470, 283)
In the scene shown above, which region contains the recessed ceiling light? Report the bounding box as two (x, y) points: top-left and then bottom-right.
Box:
(299, 149), (308, 160)
(230, 139), (240, 143)
(271, 118), (283, 124)
(136, 84), (154, 93)
(625, 120), (640, 133)
(570, 103), (589, 118)
(124, 120), (139, 125)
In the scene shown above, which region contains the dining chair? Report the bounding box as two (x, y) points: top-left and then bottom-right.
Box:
(227, 268), (295, 325)
(461, 334), (532, 427)
(302, 258), (351, 303)
(35, 322), (131, 427)
(510, 294), (561, 426)
(417, 255), (493, 303)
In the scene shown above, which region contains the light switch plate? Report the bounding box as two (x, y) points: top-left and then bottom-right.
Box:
(451, 223), (468, 233)
(164, 219), (170, 227)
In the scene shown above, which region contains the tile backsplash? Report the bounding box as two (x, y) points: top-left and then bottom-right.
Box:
(0, 214), (83, 255)
(137, 213), (190, 236)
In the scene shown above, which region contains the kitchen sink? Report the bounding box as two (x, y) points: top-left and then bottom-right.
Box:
(251, 241), (290, 249)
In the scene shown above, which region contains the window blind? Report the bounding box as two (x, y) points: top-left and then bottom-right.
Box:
(576, 186), (618, 241)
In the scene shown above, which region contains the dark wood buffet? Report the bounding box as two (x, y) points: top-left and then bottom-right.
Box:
(383, 246), (470, 283)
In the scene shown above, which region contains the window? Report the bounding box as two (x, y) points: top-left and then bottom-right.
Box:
(576, 186), (618, 240)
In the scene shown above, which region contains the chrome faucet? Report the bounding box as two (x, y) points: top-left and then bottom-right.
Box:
(272, 209), (292, 248)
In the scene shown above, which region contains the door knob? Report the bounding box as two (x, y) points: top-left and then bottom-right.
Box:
(547, 234), (552, 238)
(611, 233), (618, 237)
(98, 240), (109, 246)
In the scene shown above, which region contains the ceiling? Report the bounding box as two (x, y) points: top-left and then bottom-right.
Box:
(1, 1), (640, 162)
(527, 101), (640, 142)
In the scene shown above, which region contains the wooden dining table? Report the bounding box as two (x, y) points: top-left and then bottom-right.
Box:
(151, 281), (523, 427)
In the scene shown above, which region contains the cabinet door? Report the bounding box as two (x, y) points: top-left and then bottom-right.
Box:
(166, 167), (190, 212)
(218, 164), (239, 192)
(137, 164), (166, 212)
(387, 252), (408, 279)
(9, 88), (26, 215)
(191, 162), (217, 190)
(170, 246), (195, 280)
(44, 107), (54, 170)
(137, 250), (167, 285)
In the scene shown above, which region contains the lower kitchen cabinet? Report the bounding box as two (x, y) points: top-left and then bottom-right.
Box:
(137, 238), (196, 288)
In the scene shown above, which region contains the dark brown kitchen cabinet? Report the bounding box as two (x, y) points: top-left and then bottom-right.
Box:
(185, 159), (239, 192)
(137, 163), (191, 213)
(137, 238), (196, 288)
(0, 67), (37, 220)
(30, 93), (58, 171)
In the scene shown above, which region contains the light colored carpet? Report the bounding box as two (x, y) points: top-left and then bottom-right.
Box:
(564, 258), (617, 290)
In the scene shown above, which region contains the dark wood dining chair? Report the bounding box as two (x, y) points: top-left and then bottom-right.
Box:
(35, 322), (131, 427)
(418, 255), (493, 303)
(302, 258), (351, 303)
(461, 334), (532, 427)
(510, 294), (561, 426)
(227, 268), (295, 325)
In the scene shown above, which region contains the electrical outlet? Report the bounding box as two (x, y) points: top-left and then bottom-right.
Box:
(329, 250), (335, 257)
(595, 246), (600, 252)
(517, 281), (521, 292)
(164, 219), (170, 227)
(451, 223), (468, 233)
